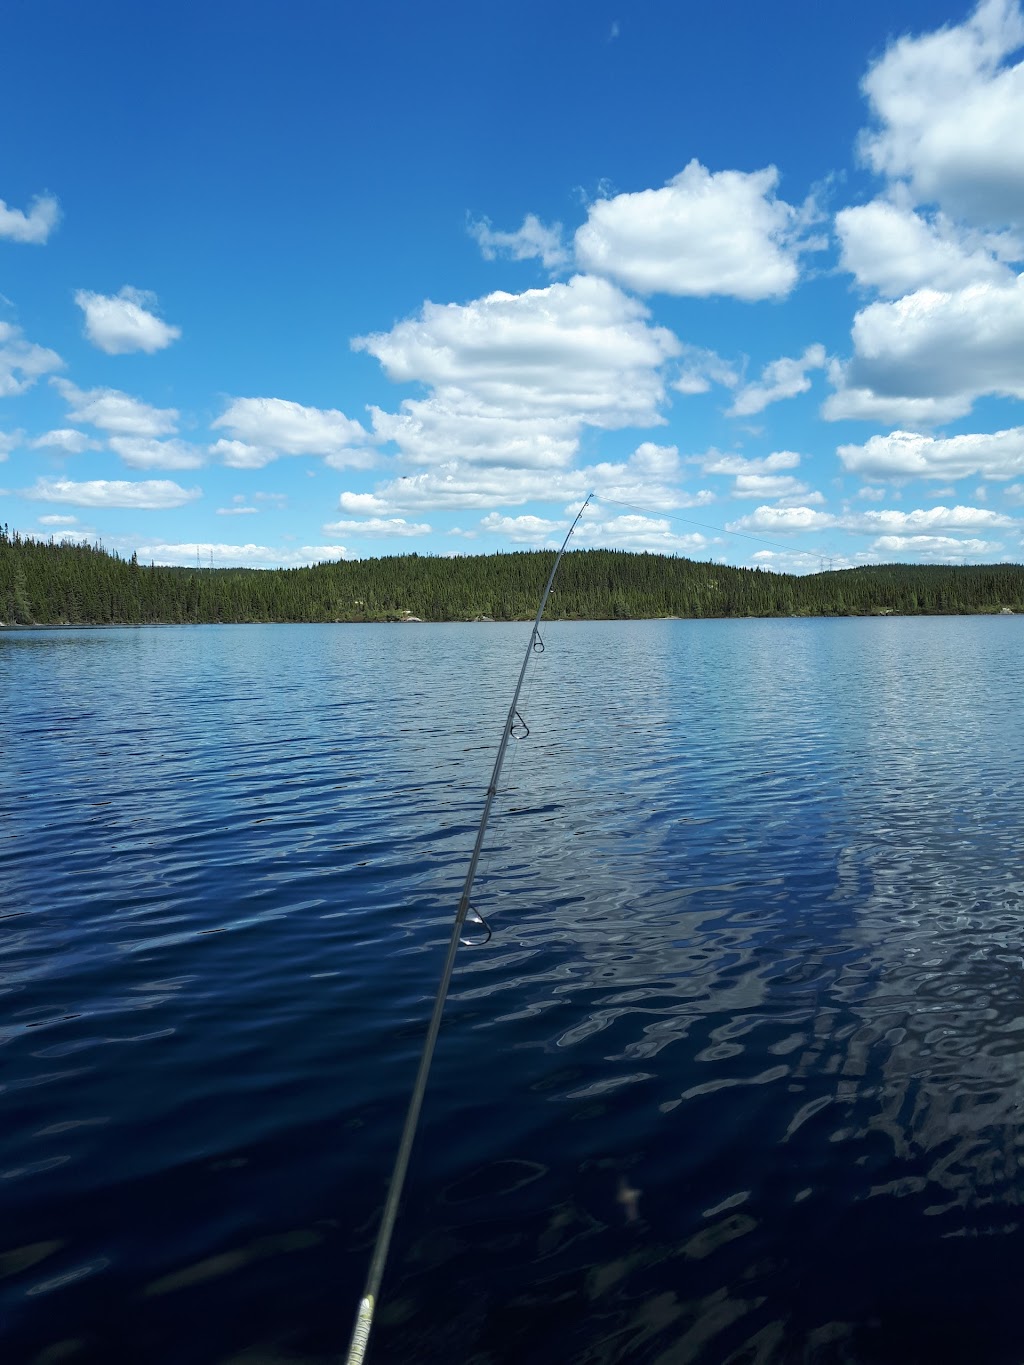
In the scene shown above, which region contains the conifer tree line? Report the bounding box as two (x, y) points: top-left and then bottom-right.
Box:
(2, 526), (1023, 625)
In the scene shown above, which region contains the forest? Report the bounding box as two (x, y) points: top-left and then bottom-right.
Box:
(2, 526), (1023, 625)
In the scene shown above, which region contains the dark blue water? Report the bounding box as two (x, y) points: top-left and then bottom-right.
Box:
(2, 618), (1022, 1364)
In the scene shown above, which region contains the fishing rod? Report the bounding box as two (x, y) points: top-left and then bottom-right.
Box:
(345, 492), (593, 1365)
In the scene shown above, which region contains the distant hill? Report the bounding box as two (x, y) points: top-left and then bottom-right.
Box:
(2, 527), (1023, 625)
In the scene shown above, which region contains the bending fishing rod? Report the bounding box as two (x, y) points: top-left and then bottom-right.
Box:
(345, 492), (593, 1365)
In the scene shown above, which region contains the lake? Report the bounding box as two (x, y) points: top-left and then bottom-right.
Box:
(2, 618), (1023, 1364)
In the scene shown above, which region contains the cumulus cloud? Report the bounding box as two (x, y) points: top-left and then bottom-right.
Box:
(365, 404), (579, 470)
(825, 276), (1024, 422)
(337, 466), (581, 514)
(0, 430), (22, 461)
(821, 370), (971, 425)
(838, 426), (1024, 479)
(31, 428), (100, 455)
(575, 511), (710, 555)
(479, 513), (562, 543)
(106, 436), (205, 470)
(37, 514), (78, 526)
(726, 501), (1014, 542)
(322, 516), (432, 537)
(468, 213), (569, 270)
(726, 505), (837, 534)
(0, 192), (60, 244)
(673, 344), (740, 395)
(856, 504), (1014, 531)
(74, 286), (182, 355)
(354, 275), (681, 469)
(0, 323), (63, 396)
(337, 443), (712, 516)
(870, 534), (1004, 559)
(858, 0), (1024, 223)
(53, 379), (179, 437)
(836, 199), (1020, 295)
(752, 548), (836, 574)
(727, 344), (826, 416)
(211, 397), (371, 467)
(699, 450), (820, 504)
(630, 442), (681, 478)
(731, 474), (819, 502)
(828, 4), (1024, 429)
(574, 160), (822, 299)
(131, 542), (353, 568)
(702, 450), (801, 475)
(24, 478), (201, 509)
(216, 506), (258, 516)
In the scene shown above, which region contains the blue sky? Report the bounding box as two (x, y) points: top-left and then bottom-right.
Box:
(3, 0), (1024, 571)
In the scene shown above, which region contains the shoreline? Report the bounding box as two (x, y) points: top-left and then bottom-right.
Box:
(2, 609), (1017, 631)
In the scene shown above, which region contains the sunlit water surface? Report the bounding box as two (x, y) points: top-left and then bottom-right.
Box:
(2, 619), (1023, 1364)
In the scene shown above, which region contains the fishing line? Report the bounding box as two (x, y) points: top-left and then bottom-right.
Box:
(344, 493), (593, 1365)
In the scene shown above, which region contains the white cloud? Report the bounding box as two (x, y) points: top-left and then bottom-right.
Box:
(74, 286), (182, 355)
(673, 344), (740, 395)
(858, 0), (1024, 223)
(131, 542), (353, 568)
(24, 478), (201, 509)
(322, 517), (431, 537)
(732, 474), (817, 502)
(857, 485), (888, 501)
(337, 464), (587, 514)
(0, 193), (60, 244)
(31, 428), (100, 455)
(574, 160), (822, 299)
(726, 505), (837, 534)
(726, 500), (1014, 541)
(37, 514), (78, 526)
(751, 548), (834, 574)
(107, 436), (205, 470)
(698, 449), (815, 501)
(871, 534), (1004, 559)
(208, 439), (267, 469)
(702, 450), (801, 475)
(479, 513), (562, 543)
(822, 370), (971, 425)
(0, 430), (22, 461)
(838, 426), (1024, 479)
(468, 213), (569, 270)
(727, 344), (826, 416)
(354, 275), (680, 469)
(296, 545), (353, 562)
(836, 199), (1020, 295)
(367, 402), (580, 470)
(824, 276), (1024, 422)
(855, 504), (1013, 531)
(575, 511), (709, 555)
(212, 397), (371, 467)
(1005, 482), (1024, 502)
(216, 506), (258, 515)
(337, 438), (710, 517)
(0, 323), (63, 396)
(630, 442), (681, 478)
(54, 379), (179, 437)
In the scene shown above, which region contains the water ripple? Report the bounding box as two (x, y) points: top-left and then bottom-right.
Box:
(1, 619), (1023, 1363)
